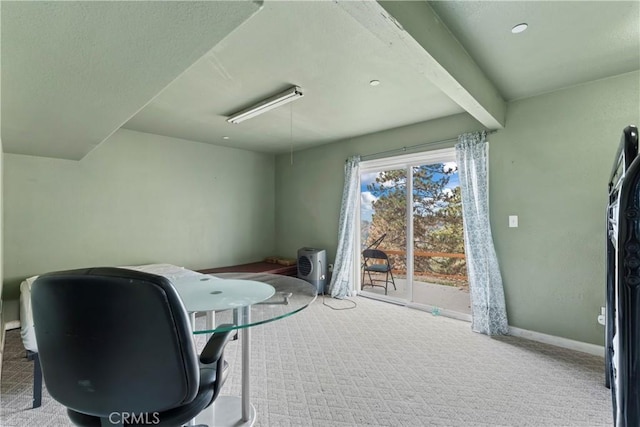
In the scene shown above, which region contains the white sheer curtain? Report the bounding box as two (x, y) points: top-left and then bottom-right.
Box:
(328, 155), (360, 298)
(455, 132), (509, 335)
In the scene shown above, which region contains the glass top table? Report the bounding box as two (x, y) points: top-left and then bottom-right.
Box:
(170, 272), (318, 334)
(168, 272), (317, 426)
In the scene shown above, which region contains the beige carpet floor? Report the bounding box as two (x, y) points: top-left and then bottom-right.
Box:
(1, 296), (612, 426)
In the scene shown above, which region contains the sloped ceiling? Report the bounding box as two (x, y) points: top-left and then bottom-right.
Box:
(1, 1), (262, 159)
(122, 1), (474, 153)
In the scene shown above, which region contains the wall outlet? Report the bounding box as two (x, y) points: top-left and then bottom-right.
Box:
(328, 263), (334, 272)
(597, 306), (606, 325)
(509, 215), (518, 228)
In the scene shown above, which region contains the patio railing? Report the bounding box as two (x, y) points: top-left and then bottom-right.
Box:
(379, 249), (467, 281)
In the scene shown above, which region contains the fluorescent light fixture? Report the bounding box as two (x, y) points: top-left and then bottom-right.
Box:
(227, 86), (304, 124)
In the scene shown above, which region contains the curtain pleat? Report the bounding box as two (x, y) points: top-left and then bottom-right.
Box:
(456, 132), (509, 335)
(328, 156), (361, 298)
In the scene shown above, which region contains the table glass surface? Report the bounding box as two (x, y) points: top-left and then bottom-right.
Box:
(173, 273), (317, 334)
(171, 277), (276, 312)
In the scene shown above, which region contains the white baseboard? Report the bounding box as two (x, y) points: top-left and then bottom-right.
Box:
(509, 326), (604, 357)
(4, 320), (20, 331)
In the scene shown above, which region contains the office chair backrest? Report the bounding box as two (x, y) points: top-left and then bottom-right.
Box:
(363, 249), (389, 260)
(31, 267), (199, 417)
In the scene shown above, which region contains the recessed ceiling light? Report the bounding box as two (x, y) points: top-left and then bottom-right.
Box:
(369, 80), (380, 86)
(511, 23), (528, 34)
(223, 136), (230, 140)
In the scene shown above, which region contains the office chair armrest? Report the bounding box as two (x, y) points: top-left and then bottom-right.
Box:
(200, 325), (234, 365)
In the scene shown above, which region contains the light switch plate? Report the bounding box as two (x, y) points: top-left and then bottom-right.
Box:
(509, 215), (518, 228)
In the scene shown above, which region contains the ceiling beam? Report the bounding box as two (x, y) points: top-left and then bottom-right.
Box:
(339, 1), (505, 129)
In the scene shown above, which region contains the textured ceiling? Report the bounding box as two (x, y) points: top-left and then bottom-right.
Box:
(2, 1), (638, 159)
(123, 1), (465, 153)
(1, 1), (262, 159)
(430, 1), (640, 101)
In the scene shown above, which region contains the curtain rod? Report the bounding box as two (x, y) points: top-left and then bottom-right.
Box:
(359, 129), (498, 161)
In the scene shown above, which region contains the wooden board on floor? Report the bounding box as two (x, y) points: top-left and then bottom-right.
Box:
(198, 261), (297, 276)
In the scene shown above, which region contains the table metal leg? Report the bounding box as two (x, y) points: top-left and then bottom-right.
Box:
(188, 312), (198, 426)
(189, 313), (197, 348)
(205, 311), (214, 340)
(241, 306), (251, 421)
(195, 307), (256, 427)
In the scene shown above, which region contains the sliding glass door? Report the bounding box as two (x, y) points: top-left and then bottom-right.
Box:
(359, 149), (470, 318)
(360, 167), (408, 301)
(411, 162), (470, 317)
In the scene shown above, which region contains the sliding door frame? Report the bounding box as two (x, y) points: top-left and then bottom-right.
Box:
(357, 147), (457, 305)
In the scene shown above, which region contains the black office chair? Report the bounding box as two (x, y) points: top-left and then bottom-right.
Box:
(31, 267), (233, 427)
(362, 249), (397, 295)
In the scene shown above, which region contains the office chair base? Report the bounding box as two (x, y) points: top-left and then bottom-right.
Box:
(193, 396), (256, 427)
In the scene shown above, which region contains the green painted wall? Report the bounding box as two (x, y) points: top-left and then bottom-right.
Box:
(275, 112), (483, 259)
(2, 128), (275, 304)
(490, 71), (639, 344)
(275, 71), (640, 345)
